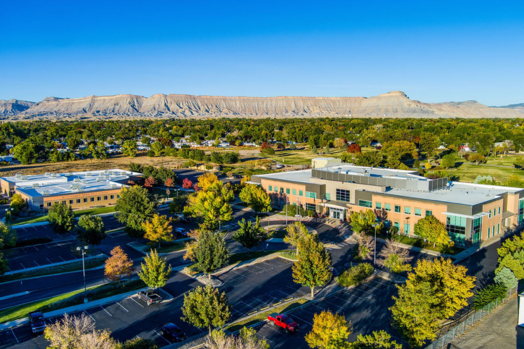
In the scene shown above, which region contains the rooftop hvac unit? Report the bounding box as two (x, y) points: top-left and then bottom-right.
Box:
(96, 177), (104, 182)
(70, 184), (82, 191)
(21, 176), (27, 180)
(81, 180), (86, 184)
(42, 190), (50, 196)
(110, 184), (118, 189)
(32, 183), (40, 188)
(73, 178), (81, 182)
(15, 173), (22, 179)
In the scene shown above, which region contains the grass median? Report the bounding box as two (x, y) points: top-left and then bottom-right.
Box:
(12, 206), (116, 226)
(0, 279), (145, 324)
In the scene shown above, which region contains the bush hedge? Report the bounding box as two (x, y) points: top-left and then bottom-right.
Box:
(337, 263), (374, 287)
(473, 283), (507, 310)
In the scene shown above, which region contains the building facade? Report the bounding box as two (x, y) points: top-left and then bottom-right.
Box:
(251, 159), (524, 246)
(1, 169), (142, 212)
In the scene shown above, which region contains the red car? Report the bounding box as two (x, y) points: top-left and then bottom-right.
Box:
(267, 313), (299, 333)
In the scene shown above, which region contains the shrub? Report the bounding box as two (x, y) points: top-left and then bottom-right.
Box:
(473, 283), (507, 310)
(494, 267), (518, 289)
(289, 144), (297, 150)
(283, 204), (297, 217)
(337, 263), (374, 287)
(147, 150), (155, 157)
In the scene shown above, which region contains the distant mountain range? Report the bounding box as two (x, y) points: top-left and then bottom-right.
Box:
(1, 91), (523, 120)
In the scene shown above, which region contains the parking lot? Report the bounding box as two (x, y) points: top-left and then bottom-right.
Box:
(254, 277), (407, 348)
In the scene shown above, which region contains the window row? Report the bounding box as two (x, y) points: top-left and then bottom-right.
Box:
(488, 206), (502, 218)
(268, 185), (304, 197)
(46, 195), (119, 207)
(375, 202), (431, 217)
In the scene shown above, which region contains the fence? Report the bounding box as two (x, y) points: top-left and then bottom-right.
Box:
(424, 286), (518, 349)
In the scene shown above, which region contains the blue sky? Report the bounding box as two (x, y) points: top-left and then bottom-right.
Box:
(1, 0), (523, 105)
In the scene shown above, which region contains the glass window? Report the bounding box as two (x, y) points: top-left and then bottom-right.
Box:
(268, 185), (272, 191)
(305, 203), (316, 211)
(325, 193), (331, 200)
(280, 188), (284, 194)
(110, 195), (114, 199)
(393, 221), (400, 229)
(292, 189), (297, 195)
(493, 209), (496, 216)
(447, 214), (467, 242)
(299, 190), (303, 196)
(519, 199), (524, 223)
(404, 224), (410, 234)
(286, 188), (290, 194)
(375, 202), (382, 209)
(90, 197), (95, 202)
(404, 207), (411, 214)
(385, 204), (391, 212)
(415, 208), (422, 216)
(83, 198), (88, 203)
(336, 189), (350, 202)
(76, 199), (81, 204)
(47, 202), (52, 207)
(426, 210), (433, 216)
(497, 223), (500, 234)
(69, 200), (73, 204)
(395, 205), (401, 213)
(359, 200), (372, 208)
(498, 207), (501, 215)
(488, 227), (491, 238)
(274, 186), (278, 192)
(104, 196), (108, 200)
(97, 197), (101, 201)
(305, 191), (317, 199)
(489, 211), (492, 218)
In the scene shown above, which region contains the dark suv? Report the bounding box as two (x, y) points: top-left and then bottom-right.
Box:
(29, 312), (46, 334)
(160, 323), (187, 342)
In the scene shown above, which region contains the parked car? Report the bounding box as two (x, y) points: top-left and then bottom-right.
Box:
(160, 323), (187, 342)
(275, 164), (284, 169)
(178, 217), (190, 224)
(137, 290), (162, 305)
(175, 227), (188, 237)
(267, 313), (299, 333)
(29, 311), (46, 334)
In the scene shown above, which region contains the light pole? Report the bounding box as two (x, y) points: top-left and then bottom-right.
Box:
(76, 246), (89, 303)
(4, 207), (13, 223)
(372, 223), (378, 267)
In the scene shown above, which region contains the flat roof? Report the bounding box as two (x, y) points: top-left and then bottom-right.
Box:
(6, 169), (142, 198)
(316, 164), (420, 178)
(254, 170), (314, 184)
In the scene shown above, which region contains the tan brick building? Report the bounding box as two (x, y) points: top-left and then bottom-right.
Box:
(1, 169), (142, 212)
(250, 159), (524, 246)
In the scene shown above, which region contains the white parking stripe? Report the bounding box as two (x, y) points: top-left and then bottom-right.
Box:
(10, 329), (19, 343)
(116, 302), (129, 312)
(84, 310), (95, 322)
(46, 258), (53, 264)
(291, 314), (314, 326)
(130, 297), (144, 308)
(33, 260), (39, 266)
(100, 305), (112, 317)
(154, 330), (171, 344)
(59, 256), (66, 262)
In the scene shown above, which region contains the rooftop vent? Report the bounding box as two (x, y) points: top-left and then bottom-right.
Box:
(70, 184), (82, 191)
(42, 190), (50, 196)
(32, 183), (40, 188)
(110, 184), (118, 189)
(15, 173), (22, 179)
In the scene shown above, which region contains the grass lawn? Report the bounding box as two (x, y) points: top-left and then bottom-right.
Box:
(149, 240), (187, 254)
(12, 206), (116, 226)
(380, 233), (464, 255)
(0, 279), (145, 324)
(226, 298), (309, 333)
(0, 257), (106, 284)
(279, 251), (298, 261)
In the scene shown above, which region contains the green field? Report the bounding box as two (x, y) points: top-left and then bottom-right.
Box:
(12, 206), (117, 226)
(451, 154), (524, 183)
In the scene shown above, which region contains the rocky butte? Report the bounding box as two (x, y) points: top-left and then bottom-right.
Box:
(0, 91), (523, 120)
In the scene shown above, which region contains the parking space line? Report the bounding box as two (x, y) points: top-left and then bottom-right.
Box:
(84, 310), (95, 322)
(33, 260), (39, 266)
(323, 298), (349, 311)
(100, 305), (112, 316)
(46, 258), (53, 264)
(130, 297), (144, 308)
(59, 256), (66, 262)
(11, 329), (19, 343)
(33, 246), (39, 251)
(21, 247), (27, 253)
(19, 263), (25, 269)
(45, 244), (51, 249)
(116, 301), (129, 312)
(154, 330), (171, 345)
(274, 289), (292, 297)
(291, 314), (313, 326)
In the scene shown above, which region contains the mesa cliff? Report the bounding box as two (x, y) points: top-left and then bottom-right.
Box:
(1, 91), (523, 120)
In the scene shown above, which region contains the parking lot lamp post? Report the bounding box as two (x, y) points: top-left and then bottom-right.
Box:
(4, 207), (13, 223)
(77, 246), (89, 303)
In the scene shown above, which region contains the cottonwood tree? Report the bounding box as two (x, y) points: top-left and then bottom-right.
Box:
(284, 221), (310, 255)
(305, 310), (351, 349)
(349, 209), (376, 235)
(390, 258), (475, 346)
(48, 202), (75, 235)
(233, 217), (271, 256)
(76, 215), (106, 248)
(138, 249), (171, 291)
(182, 285), (231, 336)
(0, 222), (16, 249)
(122, 140), (137, 158)
(104, 246), (134, 283)
(185, 181), (233, 231)
(239, 184), (271, 213)
(293, 235), (332, 298)
(10, 193), (25, 215)
(141, 214), (173, 248)
(414, 215), (452, 248)
(378, 239), (413, 273)
(197, 172), (219, 191)
(115, 186), (157, 237)
(352, 330), (402, 349)
(194, 230), (230, 279)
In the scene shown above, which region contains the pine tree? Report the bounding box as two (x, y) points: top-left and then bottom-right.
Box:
(305, 310), (351, 349)
(141, 214), (173, 248)
(138, 249), (171, 291)
(182, 285), (231, 336)
(292, 235), (332, 298)
(233, 217), (270, 256)
(194, 230), (230, 279)
(104, 246), (134, 283)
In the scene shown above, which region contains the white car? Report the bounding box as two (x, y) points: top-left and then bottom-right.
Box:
(275, 164), (284, 169)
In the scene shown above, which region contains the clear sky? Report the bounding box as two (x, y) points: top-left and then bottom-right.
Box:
(1, 0), (523, 106)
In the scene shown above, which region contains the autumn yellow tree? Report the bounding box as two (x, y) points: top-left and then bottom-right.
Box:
(293, 234), (332, 298)
(185, 181), (234, 231)
(414, 215), (452, 248)
(142, 214), (173, 248)
(305, 310), (351, 349)
(197, 172), (219, 191)
(104, 246), (134, 283)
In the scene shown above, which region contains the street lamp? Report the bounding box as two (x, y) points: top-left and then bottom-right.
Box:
(4, 207), (13, 223)
(76, 246), (89, 303)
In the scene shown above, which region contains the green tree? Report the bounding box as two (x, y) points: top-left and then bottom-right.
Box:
(10, 193), (25, 215)
(379, 240), (413, 273)
(293, 235), (332, 298)
(414, 215), (452, 248)
(194, 230), (230, 279)
(284, 221), (310, 255)
(0, 222), (16, 249)
(115, 186), (157, 237)
(76, 215), (106, 247)
(48, 202), (75, 235)
(207, 327), (269, 349)
(141, 214), (173, 248)
(494, 267), (518, 289)
(349, 209), (376, 235)
(138, 249), (171, 291)
(122, 140), (138, 158)
(352, 330), (402, 349)
(495, 254), (524, 279)
(151, 141), (164, 156)
(239, 184), (271, 213)
(13, 141), (37, 164)
(233, 217), (271, 256)
(185, 181), (233, 231)
(122, 337), (158, 349)
(440, 154), (456, 169)
(305, 310), (351, 349)
(182, 285), (231, 336)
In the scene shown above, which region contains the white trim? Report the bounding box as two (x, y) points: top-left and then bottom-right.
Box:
(320, 203), (348, 210)
(441, 212), (488, 219)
